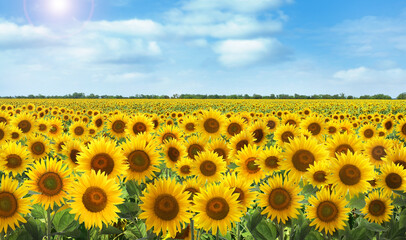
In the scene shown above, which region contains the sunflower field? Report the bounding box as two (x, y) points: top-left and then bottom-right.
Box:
(0, 99), (406, 240)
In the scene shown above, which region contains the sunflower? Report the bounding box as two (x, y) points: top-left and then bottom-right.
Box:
(162, 139), (187, 169)
(92, 114), (106, 130)
(274, 124), (301, 147)
(328, 152), (374, 197)
(175, 157), (194, 178)
(224, 173), (257, 213)
(228, 130), (255, 158)
(377, 162), (406, 197)
(257, 146), (282, 175)
(192, 184), (243, 236)
(0, 111), (11, 125)
(47, 117), (63, 139)
(381, 117), (394, 134)
(185, 135), (206, 160)
(107, 113), (128, 139)
(69, 121), (88, 139)
(306, 188), (350, 235)
(396, 118), (406, 141)
(361, 190), (393, 224)
(0, 142), (31, 176)
(76, 137), (128, 179)
(182, 178), (202, 202)
(281, 135), (329, 182)
(120, 137), (159, 183)
(192, 151), (227, 184)
(149, 114), (160, 130)
(383, 147), (406, 170)
(197, 109), (226, 140)
(36, 119), (49, 134)
(259, 174), (303, 224)
(235, 145), (264, 184)
(0, 122), (10, 144)
(303, 160), (331, 188)
(264, 115), (279, 133)
(224, 116), (247, 138)
(0, 175), (31, 234)
(27, 135), (50, 160)
(70, 170), (124, 229)
(281, 113), (301, 127)
(25, 157), (72, 210)
(299, 115), (326, 141)
(180, 115), (198, 135)
(338, 120), (354, 135)
(9, 126), (23, 142)
(206, 138), (231, 165)
(61, 139), (83, 170)
(126, 114), (154, 137)
(139, 178), (192, 237)
(359, 123), (377, 141)
(325, 121), (340, 136)
(158, 125), (182, 144)
(248, 120), (270, 146)
(11, 112), (37, 137)
(363, 137), (392, 167)
(326, 132), (363, 158)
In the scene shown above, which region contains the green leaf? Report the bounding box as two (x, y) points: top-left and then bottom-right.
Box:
(126, 221), (147, 238)
(100, 225), (123, 235)
(7, 228), (33, 240)
(399, 209), (406, 230)
(30, 204), (46, 219)
(348, 193), (366, 209)
(23, 217), (45, 240)
(254, 220), (277, 240)
(361, 221), (388, 232)
(304, 231), (323, 240)
(244, 209), (263, 232)
(126, 179), (141, 196)
(52, 208), (76, 232)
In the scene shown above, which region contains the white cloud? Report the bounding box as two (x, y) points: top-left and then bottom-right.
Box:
(333, 67), (406, 84)
(214, 38), (289, 67)
(86, 19), (163, 38)
(0, 21), (56, 48)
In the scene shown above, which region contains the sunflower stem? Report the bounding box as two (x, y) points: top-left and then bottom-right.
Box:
(216, 229), (219, 240)
(0, 231), (4, 240)
(236, 221), (240, 240)
(47, 208), (52, 240)
(278, 223), (284, 240)
(190, 219), (195, 240)
(376, 232), (380, 240)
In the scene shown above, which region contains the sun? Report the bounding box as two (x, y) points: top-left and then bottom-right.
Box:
(47, 0), (71, 15)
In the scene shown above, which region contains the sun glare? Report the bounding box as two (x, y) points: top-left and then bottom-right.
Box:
(47, 0), (71, 15)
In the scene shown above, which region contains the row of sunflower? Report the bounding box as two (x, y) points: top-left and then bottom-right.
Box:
(0, 102), (405, 240)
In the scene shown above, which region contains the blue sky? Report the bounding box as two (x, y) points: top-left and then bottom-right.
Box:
(0, 0), (405, 97)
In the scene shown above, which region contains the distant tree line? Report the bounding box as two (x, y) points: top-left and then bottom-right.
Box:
(1, 92), (406, 99)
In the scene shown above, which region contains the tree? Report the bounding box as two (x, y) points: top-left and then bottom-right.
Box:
(397, 92), (406, 99)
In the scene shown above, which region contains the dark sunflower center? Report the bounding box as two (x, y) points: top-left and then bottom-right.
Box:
(31, 142), (45, 155)
(268, 188), (291, 210)
(11, 132), (19, 139)
(38, 172), (63, 196)
(200, 160), (217, 176)
(253, 129), (264, 143)
(154, 194), (179, 221)
(49, 125), (58, 133)
(371, 146), (386, 161)
(70, 149), (80, 165)
(286, 120), (296, 126)
(167, 147), (180, 163)
(233, 187), (245, 202)
(91, 153), (115, 175)
(112, 120), (125, 133)
(313, 171), (327, 183)
(185, 123), (195, 131)
(180, 165), (190, 174)
(364, 129), (374, 138)
(236, 140), (249, 152)
(213, 148), (226, 161)
(74, 126), (84, 136)
(385, 173), (402, 189)
(328, 126), (337, 134)
(0, 192), (17, 218)
(127, 150), (150, 172)
(0, 129), (4, 140)
(0, 117), (7, 124)
(265, 156), (279, 169)
(228, 123), (242, 136)
(204, 118), (220, 133)
(267, 120), (276, 129)
(335, 144), (354, 156)
(317, 201), (338, 222)
(339, 164), (361, 186)
(6, 154), (22, 169)
(39, 124), (47, 131)
(185, 188), (198, 201)
(95, 119), (103, 128)
(245, 157), (260, 173)
(281, 131), (294, 143)
(18, 120), (31, 133)
(394, 160), (406, 170)
(368, 179), (377, 187)
(292, 149), (315, 172)
(188, 144), (203, 160)
(162, 133), (176, 142)
(369, 200), (385, 216)
(384, 121), (392, 130)
(82, 187), (107, 213)
(401, 123), (406, 135)
(206, 197), (229, 220)
(308, 123), (321, 135)
(133, 122), (147, 134)
(152, 120), (158, 129)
